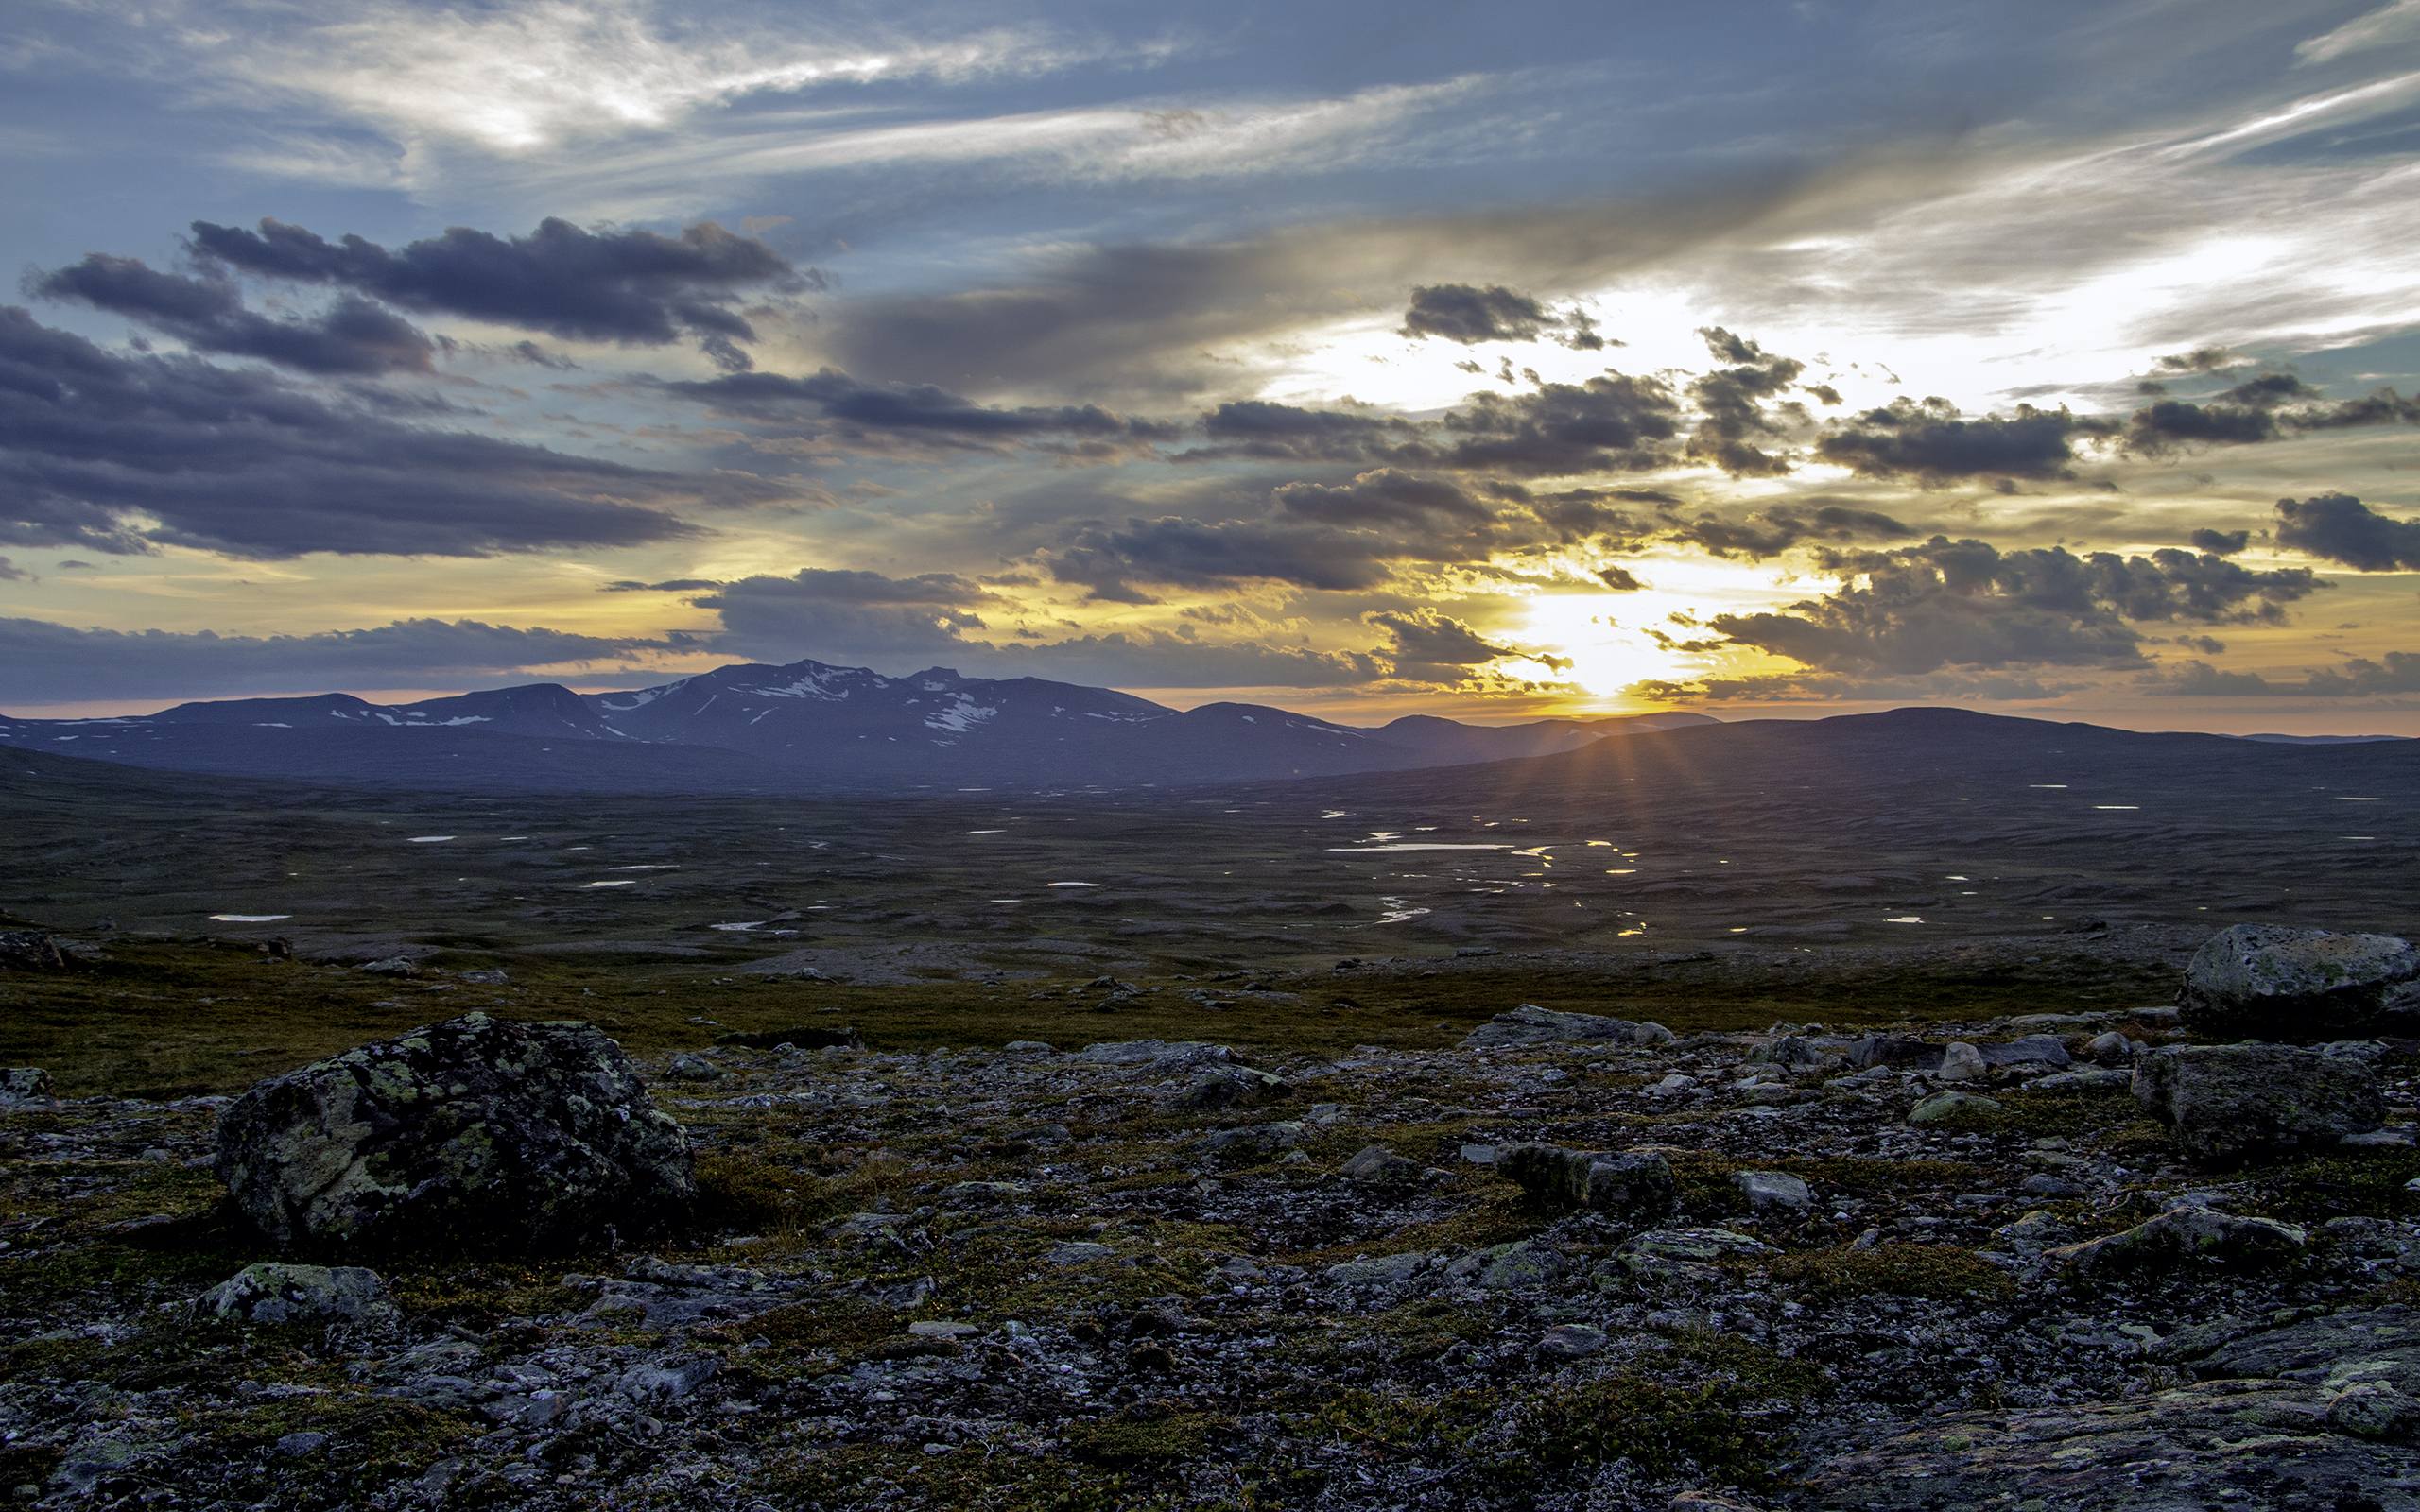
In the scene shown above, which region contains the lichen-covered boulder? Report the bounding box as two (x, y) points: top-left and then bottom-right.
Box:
(1462, 1005), (1673, 1049)
(2132, 1042), (2384, 1163)
(216, 1013), (694, 1255)
(196, 1263), (398, 1328)
(2178, 923), (2419, 1039)
(0, 1067), (55, 1107)
(1498, 1143), (1675, 1213)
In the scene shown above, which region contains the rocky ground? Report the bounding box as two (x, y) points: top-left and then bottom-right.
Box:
(4, 937), (2418, 1510)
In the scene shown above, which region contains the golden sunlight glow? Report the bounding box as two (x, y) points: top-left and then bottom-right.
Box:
(1506, 554), (1817, 699)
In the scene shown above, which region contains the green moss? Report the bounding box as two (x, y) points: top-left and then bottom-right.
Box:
(2242, 1147), (2420, 1223)
(1514, 1374), (1777, 1489)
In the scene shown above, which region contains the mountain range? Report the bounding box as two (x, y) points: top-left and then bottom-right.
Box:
(0, 657), (1716, 792)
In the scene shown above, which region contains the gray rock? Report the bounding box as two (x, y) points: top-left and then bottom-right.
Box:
(1745, 1035), (1841, 1071)
(1196, 1121), (1305, 1164)
(1074, 1039), (1229, 1069)
(713, 1024), (864, 1051)
(1908, 1090), (2001, 1125)
(663, 1052), (730, 1082)
(616, 1354), (717, 1402)
(0, 1066), (55, 1106)
(2084, 1030), (2136, 1063)
(1843, 1035), (1944, 1072)
(2179, 922), (2420, 1039)
(1165, 1063), (1288, 1111)
(0, 930), (73, 971)
(1323, 1251), (1430, 1288)
(1978, 1034), (2072, 1071)
(1046, 1241), (1116, 1266)
(215, 1012), (696, 1254)
(2132, 1041), (2385, 1162)
(1338, 1144), (1426, 1184)
(1461, 1005), (1673, 1049)
(1498, 1143), (1675, 1214)
(2047, 1204), (2307, 1275)
(1734, 1169), (1812, 1214)
(1002, 1040), (1054, 1055)
(2030, 1068), (2130, 1092)
(1536, 1323), (1607, 1360)
(1801, 1378), (2420, 1509)
(2331, 1381), (2420, 1442)
(1933, 1041), (1986, 1081)
(1446, 1238), (1569, 1290)
(196, 1263), (398, 1327)
(458, 969), (509, 986)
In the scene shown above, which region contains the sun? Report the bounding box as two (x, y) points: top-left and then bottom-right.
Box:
(1503, 555), (1817, 702)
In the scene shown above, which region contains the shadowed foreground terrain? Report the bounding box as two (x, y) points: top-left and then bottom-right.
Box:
(1, 717), (2415, 1509)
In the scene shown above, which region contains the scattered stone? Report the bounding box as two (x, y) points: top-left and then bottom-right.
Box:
(1734, 1169), (1812, 1214)
(2030, 1068), (2130, 1091)
(1338, 1144), (1426, 1184)
(196, 1263), (398, 1328)
(1166, 1063), (1288, 1111)
(0, 1066), (55, 1106)
(2178, 922), (2419, 1039)
(1933, 1041), (1986, 1081)
(713, 1025), (863, 1051)
(1498, 1143), (1675, 1214)
(1745, 1035), (1841, 1071)
(1461, 1004), (1673, 1049)
(1536, 1323), (1607, 1360)
(0, 930), (73, 971)
(1073, 1039), (1230, 1069)
(2048, 1204), (2307, 1275)
(663, 1051), (730, 1082)
(1844, 1035), (1944, 1072)
(2132, 1041), (2385, 1162)
(1908, 1090), (2001, 1125)
(458, 969), (510, 986)
(1002, 1040), (1054, 1055)
(215, 1012), (696, 1254)
(1323, 1251), (1431, 1289)
(1046, 1242), (1116, 1266)
(357, 955), (419, 977)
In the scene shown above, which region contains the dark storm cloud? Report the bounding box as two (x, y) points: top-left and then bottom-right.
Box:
(1366, 607), (1517, 665)
(1193, 400), (1423, 463)
(1694, 536), (2324, 682)
(1663, 503), (1914, 558)
(1399, 284), (1554, 344)
(1597, 564), (1646, 591)
(1816, 397), (2110, 483)
(2188, 528), (2250, 555)
(2273, 492), (2420, 571)
(0, 615), (671, 703)
(601, 577), (724, 593)
(187, 216), (813, 366)
(2149, 652), (2420, 697)
(658, 368), (1177, 455)
(0, 305), (753, 558)
(2153, 347), (2244, 375)
(689, 567), (999, 662)
(1435, 371), (1684, 475)
(1680, 327), (1812, 476)
(1047, 517), (1399, 602)
(2123, 376), (2420, 454)
(28, 254), (436, 375)
(1272, 469), (1490, 527)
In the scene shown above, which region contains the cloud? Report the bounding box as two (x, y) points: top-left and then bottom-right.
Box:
(28, 254), (437, 375)
(188, 216), (812, 366)
(2273, 491), (2420, 571)
(601, 577), (723, 593)
(1272, 469), (1490, 528)
(1046, 516), (1400, 602)
(1596, 563), (1646, 592)
(0, 304), (757, 558)
(0, 615), (674, 704)
(2296, 1), (2420, 64)
(1400, 284), (1561, 344)
(657, 366), (1176, 455)
(2189, 527), (2251, 555)
(1683, 326), (1808, 476)
(1434, 371), (1684, 476)
(2149, 651), (2420, 696)
(1682, 536), (2325, 687)
(1365, 607), (1517, 667)
(1661, 503), (1916, 558)
(1192, 400), (1425, 463)
(1817, 397), (2109, 483)
(2123, 376), (2420, 454)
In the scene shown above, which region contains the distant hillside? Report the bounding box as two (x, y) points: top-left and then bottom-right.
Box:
(0, 657), (1715, 793)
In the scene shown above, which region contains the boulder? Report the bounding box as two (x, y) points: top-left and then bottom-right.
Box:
(215, 1013), (696, 1254)
(0, 1067), (55, 1107)
(1843, 1035), (1944, 1072)
(1338, 1144), (1426, 1184)
(0, 931), (73, 971)
(1908, 1090), (2001, 1125)
(1978, 1034), (2071, 1071)
(1735, 1169), (1813, 1215)
(1164, 1064), (1288, 1111)
(1800, 1378), (2420, 1509)
(1462, 1005), (1673, 1050)
(2046, 1204), (2307, 1275)
(2132, 1042), (2384, 1162)
(196, 1263), (398, 1328)
(1498, 1143), (1675, 1214)
(2178, 923), (2419, 1039)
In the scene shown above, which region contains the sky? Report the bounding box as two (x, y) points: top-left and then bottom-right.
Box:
(3, 0), (2419, 731)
